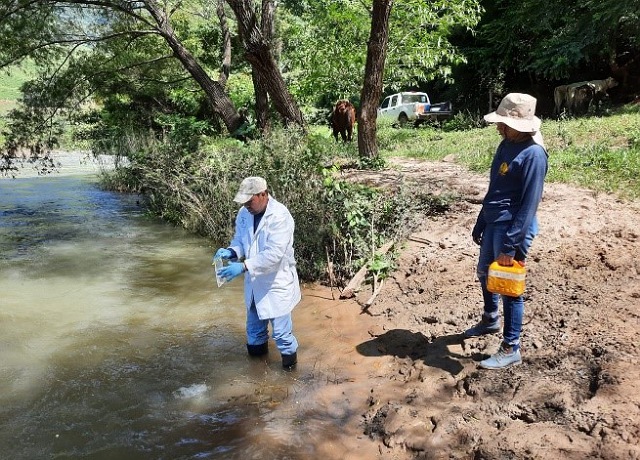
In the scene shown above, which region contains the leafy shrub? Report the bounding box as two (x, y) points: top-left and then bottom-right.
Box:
(442, 110), (485, 131)
(103, 105), (639, 286)
(100, 124), (449, 283)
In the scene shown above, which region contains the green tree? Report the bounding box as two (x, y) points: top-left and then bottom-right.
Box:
(227, 0), (305, 129)
(280, 0), (480, 106)
(277, 0), (480, 161)
(0, 0), (306, 174)
(460, 0), (640, 93)
(1, 0), (485, 173)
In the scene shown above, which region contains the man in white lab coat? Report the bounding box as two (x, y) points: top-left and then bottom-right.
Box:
(216, 177), (300, 371)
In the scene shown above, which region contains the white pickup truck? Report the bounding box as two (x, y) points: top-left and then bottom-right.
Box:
(377, 91), (453, 126)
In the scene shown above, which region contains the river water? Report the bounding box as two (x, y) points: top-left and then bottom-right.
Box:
(0, 153), (313, 459)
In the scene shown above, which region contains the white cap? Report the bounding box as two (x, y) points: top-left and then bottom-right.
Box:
(233, 176), (267, 203)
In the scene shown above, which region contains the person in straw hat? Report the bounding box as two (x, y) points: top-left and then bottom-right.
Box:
(463, 93), (548, 369)
(215, 176), (300, 371)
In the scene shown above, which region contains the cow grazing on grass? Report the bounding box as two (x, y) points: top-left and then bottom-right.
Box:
(553, 77), (618, 116)
(330, 100), (356, 142)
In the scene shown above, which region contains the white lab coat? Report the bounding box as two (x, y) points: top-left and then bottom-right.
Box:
(229, 195), (301, 319)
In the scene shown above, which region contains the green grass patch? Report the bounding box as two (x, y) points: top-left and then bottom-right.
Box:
(379, 103), (640, 200)
(547, 142), (640, 199)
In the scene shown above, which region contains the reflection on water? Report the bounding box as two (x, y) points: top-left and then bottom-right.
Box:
(0, 155), (310, 459)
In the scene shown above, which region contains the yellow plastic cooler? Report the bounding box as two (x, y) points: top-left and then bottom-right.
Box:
(487, 261), (526, 297)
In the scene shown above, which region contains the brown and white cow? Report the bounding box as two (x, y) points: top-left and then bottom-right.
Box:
(330, 100), (357, 142)
(553, 77), (618, 116)
(589, 77), (619, 112)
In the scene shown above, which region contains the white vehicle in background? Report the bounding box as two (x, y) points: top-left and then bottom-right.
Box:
(377, 91), (453, 126)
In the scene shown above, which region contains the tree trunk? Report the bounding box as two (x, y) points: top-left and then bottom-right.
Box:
(358, 0), (393, 159)
(253, 0), (276, 133)
(216, 0), (232, 87)
(252, 71), (271, 132)
(145, 0), (243, 134)
(225, 0), (305, 128)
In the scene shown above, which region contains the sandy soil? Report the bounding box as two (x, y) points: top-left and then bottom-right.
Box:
(283, 157), (640, 459)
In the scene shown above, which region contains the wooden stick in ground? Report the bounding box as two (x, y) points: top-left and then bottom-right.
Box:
(325, 246), (336, 300)
(340, 240), (395, 299)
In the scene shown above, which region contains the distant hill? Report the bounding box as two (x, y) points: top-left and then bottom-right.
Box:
(0, 63), (35, 114)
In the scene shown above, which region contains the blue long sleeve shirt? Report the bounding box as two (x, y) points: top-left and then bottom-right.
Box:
(474, 138), (548, 257)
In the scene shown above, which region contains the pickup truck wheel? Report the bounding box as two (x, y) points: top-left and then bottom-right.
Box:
(397, 113), (409, 127)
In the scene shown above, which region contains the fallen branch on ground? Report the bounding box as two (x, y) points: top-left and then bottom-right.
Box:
(360, 278), (384, 314)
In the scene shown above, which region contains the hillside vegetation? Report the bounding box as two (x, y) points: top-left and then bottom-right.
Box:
(0, 64), (34, 115)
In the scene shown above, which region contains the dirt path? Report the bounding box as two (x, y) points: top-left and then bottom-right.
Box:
(274, 157), (640, 459)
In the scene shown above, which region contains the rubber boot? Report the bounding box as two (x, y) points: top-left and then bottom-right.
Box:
(282, 352), (297, 371)
(247, 342), (268, 357)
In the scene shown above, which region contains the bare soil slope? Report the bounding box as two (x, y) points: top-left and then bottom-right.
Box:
(290, 157), (640, 460)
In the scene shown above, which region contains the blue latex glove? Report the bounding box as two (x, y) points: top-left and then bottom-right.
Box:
(214, 248), (232, 261)
(219, 262), (245, 282)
